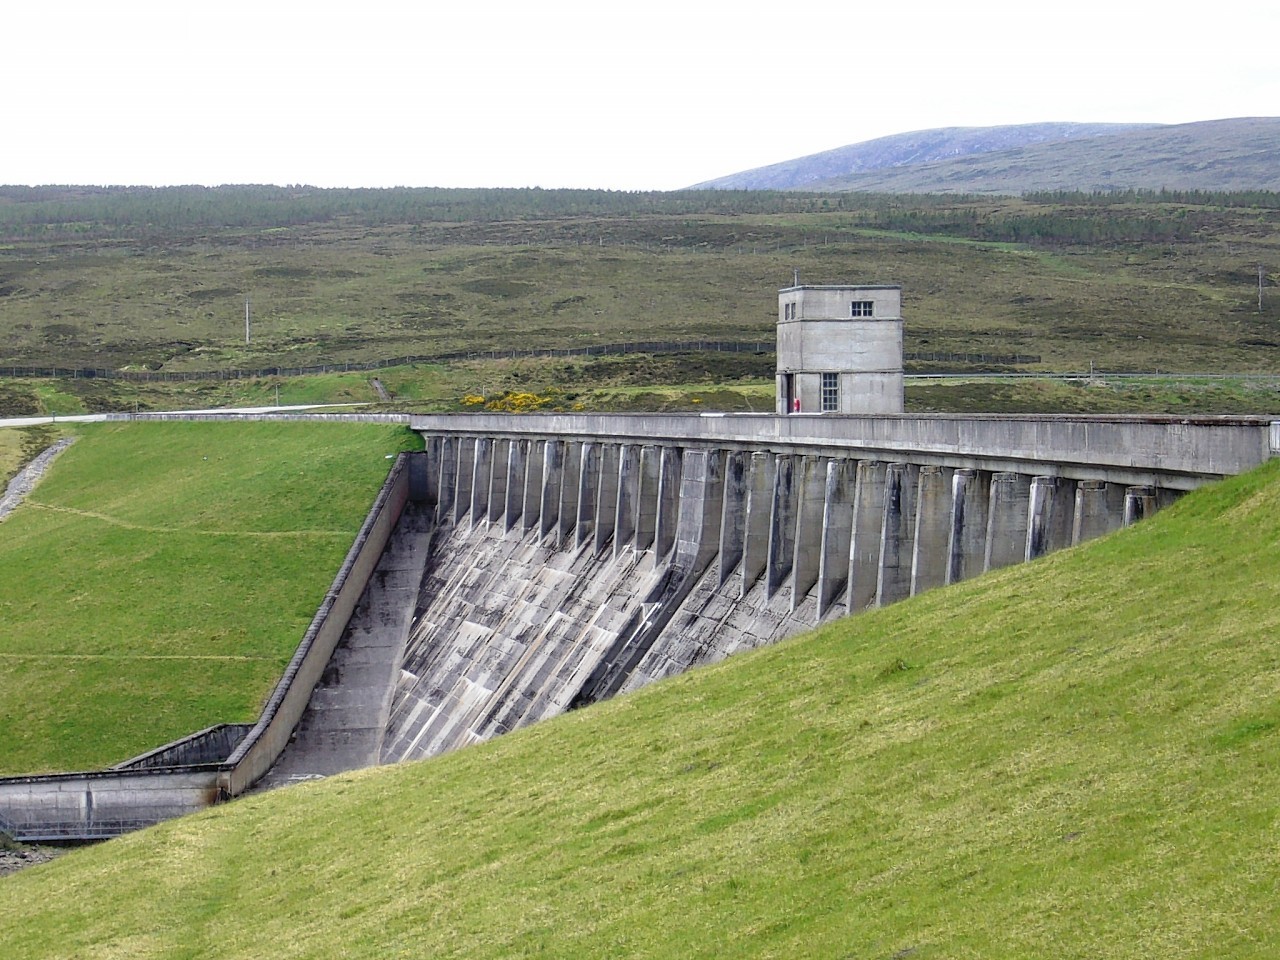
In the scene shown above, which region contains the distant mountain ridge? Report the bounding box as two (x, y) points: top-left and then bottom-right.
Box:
(690, 118), (1280, 194)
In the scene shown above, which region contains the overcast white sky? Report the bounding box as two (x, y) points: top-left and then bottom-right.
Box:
(5, 1), (1277, 190)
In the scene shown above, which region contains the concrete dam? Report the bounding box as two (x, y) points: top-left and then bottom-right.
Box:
(3, 412), (1277, 839)
(277, 411), (1278, 777)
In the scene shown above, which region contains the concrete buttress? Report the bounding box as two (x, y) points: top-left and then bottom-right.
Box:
(634, 445), (661, 552)
(654, 446), (683, 560)
(539, 440), (564, 537)
(911, 464), (952, 596)
(521, 440), (545, 533)
(435, 436), (457, 524)
(790, 456), (828, 611)
(614, 444), (639, 557)
(876, 462), (919, 606)
(486, 438), (509, 527)
(454, 437), (476, 525)
(1124, 486), (1158, 525)
(718, 451), (748, 587)
(470, 437), (492, 530)
(575, 441), (601, 550)
(505, 440), (527, 533)
(740, 451), (776, 597)
(766, 455), (797, 599)
(985, 472), (1032, 572)
(817, 458), (855, 620)
(1027, 476), (1075, 560)
(848, 460), (887, 611)
(946, 468), (989, 585)
(594, 443), (622, 556)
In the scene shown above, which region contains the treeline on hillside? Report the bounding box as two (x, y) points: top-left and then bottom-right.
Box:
(1023, 188), (1280, 209)
(0, 186), (929, 240)
(847, 187), (1280, 246)
(0, 184), (1276, 249)
(855, 206), (1238, 245)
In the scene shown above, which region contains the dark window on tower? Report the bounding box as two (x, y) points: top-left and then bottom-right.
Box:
(851, 300), (874, 317)
(821, 372), (839, 412)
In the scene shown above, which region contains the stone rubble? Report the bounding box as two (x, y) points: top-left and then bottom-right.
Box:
(0, 438), (76, 522)
(0, 845), (58, 878)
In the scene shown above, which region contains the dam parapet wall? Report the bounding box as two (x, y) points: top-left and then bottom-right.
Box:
(412, 412), (1279, 490)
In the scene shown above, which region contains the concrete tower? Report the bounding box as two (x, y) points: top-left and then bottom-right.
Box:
(775, 284), (904, 414)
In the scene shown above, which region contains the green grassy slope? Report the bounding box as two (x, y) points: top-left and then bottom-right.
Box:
(4, 460), (1279, 958)
(0, 421), (420, 774)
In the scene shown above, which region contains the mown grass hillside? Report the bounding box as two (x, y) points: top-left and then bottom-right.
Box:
(4, 459), (1278, 958)
(0, 421), (419, 774)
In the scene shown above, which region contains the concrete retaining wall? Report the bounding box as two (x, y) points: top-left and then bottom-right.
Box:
(114, 724), (254, 771)
(0, 723), (251, 841)
(0, 767), (226, 842)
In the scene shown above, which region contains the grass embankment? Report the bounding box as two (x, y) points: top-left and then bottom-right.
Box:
(4, 460), (1279, 958)
(0, 421), (420, 774)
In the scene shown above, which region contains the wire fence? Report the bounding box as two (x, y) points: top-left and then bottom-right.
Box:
(1, 341), (771, 382)
(1, 341), (1041, 383)
(903, 351), (1042, 365)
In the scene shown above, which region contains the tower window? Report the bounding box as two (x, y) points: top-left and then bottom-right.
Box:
(821, 372), (839, 412)
(850, 300), (874, 317)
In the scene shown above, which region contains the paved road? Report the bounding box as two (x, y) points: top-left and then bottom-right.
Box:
(0, 403), (371, 430)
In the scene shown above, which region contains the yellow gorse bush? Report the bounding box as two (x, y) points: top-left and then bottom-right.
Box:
(484, 391), (557, 413)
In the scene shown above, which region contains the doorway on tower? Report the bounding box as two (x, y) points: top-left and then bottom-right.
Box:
(782, 373), (796, 414)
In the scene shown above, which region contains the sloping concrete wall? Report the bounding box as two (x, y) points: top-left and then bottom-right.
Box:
(255, 504), (434, 788)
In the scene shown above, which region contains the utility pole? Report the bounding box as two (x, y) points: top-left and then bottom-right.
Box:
(245, 296), (251, 345)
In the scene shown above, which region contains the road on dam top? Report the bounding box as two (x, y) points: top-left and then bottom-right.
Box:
(0, 403), (373, 429)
